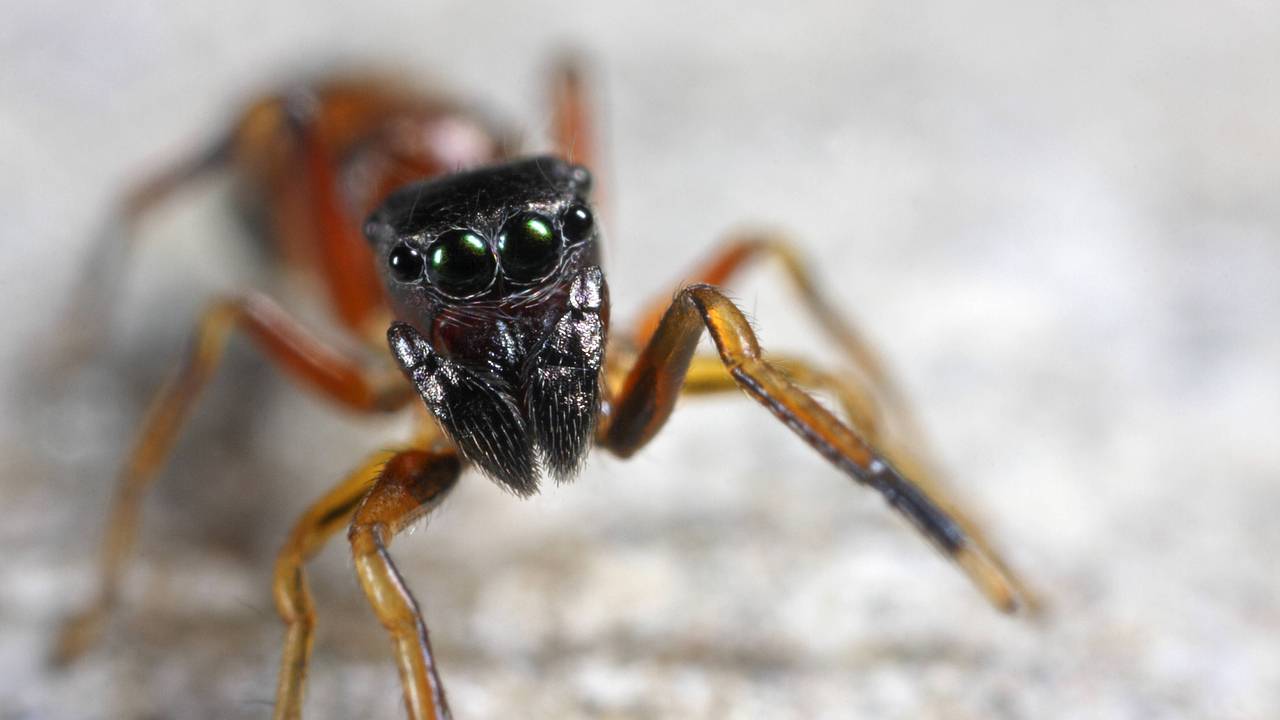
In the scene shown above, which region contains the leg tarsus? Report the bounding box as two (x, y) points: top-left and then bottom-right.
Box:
(272, 561), (316, 720)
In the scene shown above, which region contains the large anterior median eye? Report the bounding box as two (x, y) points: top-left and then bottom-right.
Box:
(425, 229), (497, 298)
(497, 212), (561, 284)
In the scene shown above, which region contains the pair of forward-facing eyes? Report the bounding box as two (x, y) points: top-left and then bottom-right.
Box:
(386, 204), (594, 299)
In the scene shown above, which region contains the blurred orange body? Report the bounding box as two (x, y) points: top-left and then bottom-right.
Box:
(229, 77), (513, 335)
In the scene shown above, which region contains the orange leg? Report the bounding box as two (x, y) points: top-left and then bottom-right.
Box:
(549, 55), (597, 171)
(677, 350), (1038, 609)
(348, 448), (462, 720)
(603, 284), (1029, 613)
(271, 447), (400, 720)
(547, 54), (613, 237)
(52, 292), (412, 665)
(682, 353), (885, 444)
(629, 231), (927, 435)
(637, 233), (1039, 608)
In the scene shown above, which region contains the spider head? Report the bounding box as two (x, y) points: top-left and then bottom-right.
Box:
(364, 156), (607, 494)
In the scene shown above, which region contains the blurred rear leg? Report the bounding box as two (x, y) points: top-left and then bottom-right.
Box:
(549, 55), (597, 170)
(630, 231), (919, 438)
(52, 293), (411, 665)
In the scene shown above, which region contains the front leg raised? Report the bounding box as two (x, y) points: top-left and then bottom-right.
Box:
(602, 284), (1029, 613)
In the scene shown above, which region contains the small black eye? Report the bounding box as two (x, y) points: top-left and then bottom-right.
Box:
(425, 229), (497, 297)
(387, 243), (424, 283)
(497, 212), (561, 284)
(560, 204), (594, 244)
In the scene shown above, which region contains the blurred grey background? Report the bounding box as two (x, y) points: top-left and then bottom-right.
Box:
(2, 1), (1278, 718)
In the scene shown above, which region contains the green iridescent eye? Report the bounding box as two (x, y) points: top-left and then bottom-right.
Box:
(497, 212), (561, 284)
(425, 229), (497, 297)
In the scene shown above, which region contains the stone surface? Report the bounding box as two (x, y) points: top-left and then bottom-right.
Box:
(2, 2), (1278, 719)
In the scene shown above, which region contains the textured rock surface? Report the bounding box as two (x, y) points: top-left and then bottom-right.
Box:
(3, 2), (1278, 718)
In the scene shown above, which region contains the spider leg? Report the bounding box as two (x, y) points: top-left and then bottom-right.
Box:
(549, 54), (597, 172)
(630, 232), (923, 441)
(269, 428), (430, 720)
(682, 352), (886, 444)
(52, 292), (413, 666)
(348, 448), (462, 720)
(629, 233), (1040, 610)
(602, 285), (1028, 613)
(273, 454), (387, 720)
(682, 351), (1035, 609)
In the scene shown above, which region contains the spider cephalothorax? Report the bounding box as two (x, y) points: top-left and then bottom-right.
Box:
(365, 156), (608, 494)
